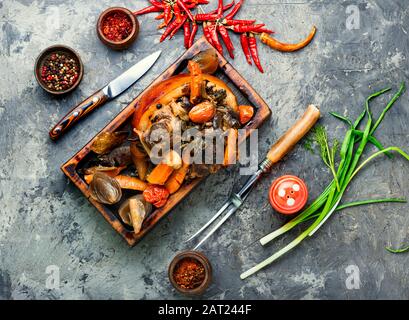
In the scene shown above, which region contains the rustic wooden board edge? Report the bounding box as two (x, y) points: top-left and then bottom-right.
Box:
(61, 37), (272, 247)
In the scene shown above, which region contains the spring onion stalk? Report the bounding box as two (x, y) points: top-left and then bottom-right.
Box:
(304, 198), (407, 222)
(242, 84), (408, 280)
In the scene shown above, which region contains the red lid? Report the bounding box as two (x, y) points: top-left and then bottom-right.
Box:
(269, 175), (308, 215)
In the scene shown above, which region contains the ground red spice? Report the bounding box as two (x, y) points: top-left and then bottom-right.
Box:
(102, 12), (133, 42)
(173, 258), (206, 290)
(41, 52), (79, 91)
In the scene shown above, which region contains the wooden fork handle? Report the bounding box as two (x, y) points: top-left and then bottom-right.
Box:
(49, 89), (109, 141)
(267, 105), (321, 164)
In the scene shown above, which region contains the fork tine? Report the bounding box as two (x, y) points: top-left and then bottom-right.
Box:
(193, 205), (238, 250)
(185, 200), (232, 243)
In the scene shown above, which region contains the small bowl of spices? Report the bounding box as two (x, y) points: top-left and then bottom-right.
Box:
(97, 7), (139, 50)
(168, 251), (212, 296)
(35, 45), (83, 95)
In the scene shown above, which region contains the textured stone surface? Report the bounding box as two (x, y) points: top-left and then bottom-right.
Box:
(0, 0), (408, 300)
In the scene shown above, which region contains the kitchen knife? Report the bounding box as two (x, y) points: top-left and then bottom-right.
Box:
(49, 50), (162, 141)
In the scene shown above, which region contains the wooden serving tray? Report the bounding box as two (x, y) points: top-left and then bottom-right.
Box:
(61, 37), (272, 246)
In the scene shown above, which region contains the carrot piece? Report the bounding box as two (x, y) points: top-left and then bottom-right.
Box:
(84, 166), (126, 184)
(188, 60), (203, 105)
(165, 163), (190, 194)
(147, 163), (174, 185)
(115, 175), (148, 191)
(224, 128), (238, 166)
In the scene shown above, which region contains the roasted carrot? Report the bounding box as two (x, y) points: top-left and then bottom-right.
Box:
(224, 128), (238, 166)
(84, 166), (126, 184)
(115, 175), (148, 191)
(188, 60), (203, 105)
(165, 163), (190, 194)
(147, 164), (174, 185)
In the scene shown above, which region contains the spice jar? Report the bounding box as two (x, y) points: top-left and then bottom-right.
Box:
(97, 7), (139, 50)
(168, 251), (212, 296)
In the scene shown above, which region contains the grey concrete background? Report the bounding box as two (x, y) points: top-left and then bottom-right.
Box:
(0, 0), (408, 300)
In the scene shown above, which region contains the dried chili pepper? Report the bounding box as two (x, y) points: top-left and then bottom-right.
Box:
(173, 2), (183, 22)
(169, 15), (187, 39)
(218, 25), (235, 58)
(256, 28), (274, 34)
(208, 23), (224, 54)
(183, 20), (191, 48)
(164, 3), (173, 25)
(189, 22), (198, 48)
(149, 0), (164, 8)
(225, 0), (243, 19)
(260, 26), (317, 52)
(217, 0), (224, 16)
(177, 0), (195, 21)
(155, 12), (165, 20)
(195, 13), (219, 21)
(207, 0), (235, 15)
(134, 5), (161, 15)
(230, 24), (266, 33)
(203, 22), (214, 46)
(160, 18), (180, 42)
(240, 33), (252, 65)
(248, 33), (263, 73)
(223, 19), (256, 25)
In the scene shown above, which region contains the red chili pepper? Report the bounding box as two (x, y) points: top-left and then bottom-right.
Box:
(218, 25), (235, 58)
(248, 34), (263, 73)
(177, 0), (195, 21)
(184, 20), (191, 48)
(183, 0), (209, 4)
(173, 2), (183, 22)
(240, 33), (252, 65)
(217, 0), (224, 16)
(134, 5), (161, 15)
(208, 23), (224, 54)
(170, 15), (188, 39)
(194, 13), (219, 21)
(161, 18), (180, 42)
(223, 19), (256, 25)
(203, 22), (214, 46)
(254, 28), (274, 34)
(155, 12), (165, 20)
(231, 24), (265, 33)
(207, 0), (235, 15)
(164, 4), (173, 25)
(149, 0), (164, 8)
(225, 0), (243, 19)
(189, 22), (198, 48)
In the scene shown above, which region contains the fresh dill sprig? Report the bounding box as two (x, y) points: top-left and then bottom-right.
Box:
(312, 125), (341, 192)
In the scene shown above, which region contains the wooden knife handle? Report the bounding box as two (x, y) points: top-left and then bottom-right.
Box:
(267, 105), (321, 164)
(49, 89), (108, 141)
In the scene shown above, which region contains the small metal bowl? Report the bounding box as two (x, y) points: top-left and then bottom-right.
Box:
(34, 45), (84, 95)
(168, 251), (212, 296)
(97, 7), (139, 51)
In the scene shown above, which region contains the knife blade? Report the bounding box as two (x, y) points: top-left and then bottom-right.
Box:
(49, 50), (162, 141)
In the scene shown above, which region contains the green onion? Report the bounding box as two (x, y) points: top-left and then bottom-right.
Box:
(241, 83), (408, 280)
